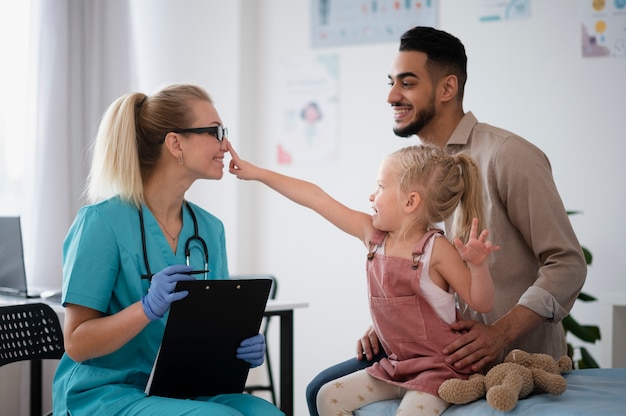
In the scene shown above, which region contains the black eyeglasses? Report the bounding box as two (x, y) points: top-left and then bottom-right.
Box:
(164, 126), (228, 142)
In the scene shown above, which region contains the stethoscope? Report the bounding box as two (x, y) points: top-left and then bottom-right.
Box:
(139, 201), (209, 280)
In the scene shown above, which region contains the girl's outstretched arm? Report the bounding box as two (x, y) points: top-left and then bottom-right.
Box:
(227, 142), (373, 243)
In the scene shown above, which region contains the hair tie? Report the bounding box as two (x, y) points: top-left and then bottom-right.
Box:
(452, 154), (463, 176)
(135, 95), (147, 130)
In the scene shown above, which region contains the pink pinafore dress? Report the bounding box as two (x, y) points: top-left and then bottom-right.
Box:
(365, 229), (473, 397)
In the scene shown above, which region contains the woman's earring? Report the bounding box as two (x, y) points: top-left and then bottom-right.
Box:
(178, 153), (184, 165)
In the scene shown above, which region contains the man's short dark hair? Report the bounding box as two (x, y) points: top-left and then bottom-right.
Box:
(399, 26), (467, 99)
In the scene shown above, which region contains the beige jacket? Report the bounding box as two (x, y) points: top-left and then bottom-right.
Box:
(444, 112), (587, 362)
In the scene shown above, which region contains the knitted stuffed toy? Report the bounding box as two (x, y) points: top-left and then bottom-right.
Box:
(438, 349), (573, 412)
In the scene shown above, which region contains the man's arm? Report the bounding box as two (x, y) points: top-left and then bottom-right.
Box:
(443, 305), (545, 372)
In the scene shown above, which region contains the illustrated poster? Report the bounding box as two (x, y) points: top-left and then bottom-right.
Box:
(311, 0), (438, 48)
(581, 0), (626, 58)
(276, 54), (339, 165)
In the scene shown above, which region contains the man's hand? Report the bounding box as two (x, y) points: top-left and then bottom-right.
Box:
(443, 306), (547, 372)
(442, 319), (507, 372)
(356, 325), (381, 361)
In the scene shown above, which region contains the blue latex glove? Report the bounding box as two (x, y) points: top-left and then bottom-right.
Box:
(236, 333), (266, 368)
(141, 264), (195, 321)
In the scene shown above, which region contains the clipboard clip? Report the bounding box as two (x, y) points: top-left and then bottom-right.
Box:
(141, 269), (210, 280)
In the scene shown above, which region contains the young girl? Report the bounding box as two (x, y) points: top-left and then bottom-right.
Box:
(228, 144), (499, 415)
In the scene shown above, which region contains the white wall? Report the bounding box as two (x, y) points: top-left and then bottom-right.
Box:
(130, 0), (245, 268)
(129, 1), (626, 415)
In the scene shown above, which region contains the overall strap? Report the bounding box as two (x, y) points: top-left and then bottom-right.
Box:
(411, 228), (444, 270)
(367, 229), (387, 261)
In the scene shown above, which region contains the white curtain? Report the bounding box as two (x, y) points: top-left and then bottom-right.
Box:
(23, 0), (136, 289)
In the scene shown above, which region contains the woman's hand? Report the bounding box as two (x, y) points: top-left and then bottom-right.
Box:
(142, 264), (195, 321)
(237, 333), (266, 368)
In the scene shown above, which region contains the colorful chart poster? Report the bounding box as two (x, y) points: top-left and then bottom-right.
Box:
(276, 54), (339, 165)
(311, 0), (438, 48)
(581, 0), (626, 58)
(479, 0), (531, 22)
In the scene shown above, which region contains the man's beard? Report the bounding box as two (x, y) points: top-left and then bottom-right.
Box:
(392, 100), (436, 138)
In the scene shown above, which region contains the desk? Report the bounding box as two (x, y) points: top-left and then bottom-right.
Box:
(0, 296), (307, 416)
(264, 300), (308, 416)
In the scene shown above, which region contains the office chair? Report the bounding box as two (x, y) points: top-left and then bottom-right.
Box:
(233, 274), (278, 405)
(0, 302), (64, 416)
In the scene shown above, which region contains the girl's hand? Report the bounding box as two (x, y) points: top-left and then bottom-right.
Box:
(227, 141), (261, 180)
(453, 217), (500, 265)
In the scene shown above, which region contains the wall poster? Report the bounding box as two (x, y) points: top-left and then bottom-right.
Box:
(479, 0), (531, 22)
(276, 54), (339, 166)
(311, 0), (438, 48)
(581, 0), (626, 58)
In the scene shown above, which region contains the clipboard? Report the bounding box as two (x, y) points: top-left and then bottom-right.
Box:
(145, 278), (273, 398)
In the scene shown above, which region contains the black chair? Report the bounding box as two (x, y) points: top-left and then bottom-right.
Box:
(233, 274), (278, 405)
(0, 302), (64, 416)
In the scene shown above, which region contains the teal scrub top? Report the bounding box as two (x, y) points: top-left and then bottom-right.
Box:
(52, 196), (229, 415)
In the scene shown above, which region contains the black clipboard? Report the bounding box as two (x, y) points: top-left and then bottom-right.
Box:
(145, 278), (272, 398)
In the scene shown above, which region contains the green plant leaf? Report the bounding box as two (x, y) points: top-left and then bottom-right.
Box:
(566, 343), (574, 359)
(577, 291), (596, 302)
(565, 209), (600, 368)
(578, 346), (600, 369)
(562, 315), (601, 343)
(581, 324), (601, 342)
(582, 247), (593, 265)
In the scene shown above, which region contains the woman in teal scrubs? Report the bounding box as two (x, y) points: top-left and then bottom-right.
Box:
(53, 84), (284, 416)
